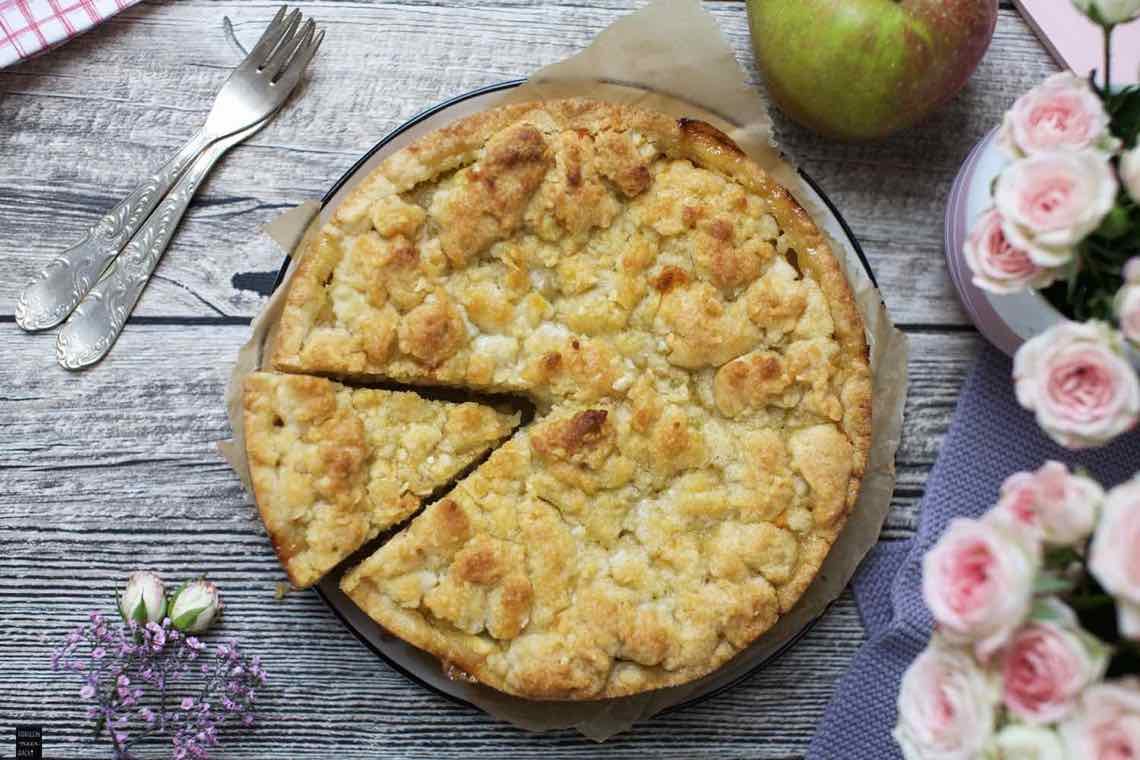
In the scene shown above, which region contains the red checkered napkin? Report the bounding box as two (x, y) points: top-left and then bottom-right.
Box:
(0, 0), (140, 68)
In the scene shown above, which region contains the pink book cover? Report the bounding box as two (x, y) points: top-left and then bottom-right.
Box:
(1014, 0), (1140, 85)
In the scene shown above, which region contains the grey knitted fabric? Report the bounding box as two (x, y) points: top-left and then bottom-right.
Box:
(807, 345), (1140, 759)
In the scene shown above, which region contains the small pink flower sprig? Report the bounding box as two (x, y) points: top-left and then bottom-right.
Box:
(894, 463), (1140, 759)
(964, 1), (1140, 448)
(52, 573), (266, 760)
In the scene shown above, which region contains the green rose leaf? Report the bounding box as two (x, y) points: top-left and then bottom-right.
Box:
(1034, 574), (1077, 595)
(1097, 204), (1132, 240)
(1106, 85), (1140, 149)
(172, 605), (209, 631)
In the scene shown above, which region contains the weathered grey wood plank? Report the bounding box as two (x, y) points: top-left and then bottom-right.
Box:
(1, 3), (1056, 325)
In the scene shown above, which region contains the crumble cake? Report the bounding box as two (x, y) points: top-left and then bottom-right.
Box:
(243, 372), (518, 588)
(260, 99), (872, 698)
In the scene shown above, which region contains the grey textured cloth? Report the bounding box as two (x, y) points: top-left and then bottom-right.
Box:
(807, 345), (1140, 760)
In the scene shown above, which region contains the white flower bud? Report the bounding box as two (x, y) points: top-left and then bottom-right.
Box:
(988, 725), (1066, 760)
(169, 580), (223, 633)
(1072, 0), (1140, 26)
(119, 571), (166, 624)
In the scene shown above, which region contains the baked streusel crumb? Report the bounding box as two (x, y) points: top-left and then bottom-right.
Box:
(243, 372), (518, 588)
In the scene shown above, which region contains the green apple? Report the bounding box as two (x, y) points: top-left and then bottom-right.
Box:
(747, 0), (998, 140)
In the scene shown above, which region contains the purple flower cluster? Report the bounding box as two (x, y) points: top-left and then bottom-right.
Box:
(52, 613), (267, 759)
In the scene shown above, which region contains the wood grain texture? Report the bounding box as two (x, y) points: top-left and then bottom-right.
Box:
(0, 0), (1048, 757)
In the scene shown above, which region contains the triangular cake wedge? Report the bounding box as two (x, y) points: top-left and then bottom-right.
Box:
(243, 372), (519, 588)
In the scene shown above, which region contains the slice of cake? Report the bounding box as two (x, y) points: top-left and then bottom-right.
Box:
(243, 372), (519, 588)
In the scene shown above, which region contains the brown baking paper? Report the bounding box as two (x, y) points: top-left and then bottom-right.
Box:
(219, 0), (908, 741)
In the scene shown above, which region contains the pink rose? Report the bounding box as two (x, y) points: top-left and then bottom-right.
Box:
(1089, 477), (1140, 639)
(995, 151), (1118, 267)
(964, 208), (1058, 294)
(1013, 321), (1140, 448)
(999, 73), (1119, 158)
(1117, 283), (1140, 345)
(1000, 600), (1109, 724)
(923, 518), (1038, 659)
(1059, 679), (1140, 759)
(992, 461), (1103, 547)
(894, 637), (998, 760)
(1124, 147), (1140, 205)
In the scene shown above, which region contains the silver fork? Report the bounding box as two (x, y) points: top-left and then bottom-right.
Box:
(15, 6), (323, 333)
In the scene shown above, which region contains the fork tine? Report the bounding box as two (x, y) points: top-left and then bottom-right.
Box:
(266, 18), (314, 82)
(244, 6), (290, 66)
(275, 27), (323, 91)
(259, 11), (303, 74)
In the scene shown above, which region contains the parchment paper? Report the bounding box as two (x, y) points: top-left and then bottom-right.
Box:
(219, 0), (909, 741)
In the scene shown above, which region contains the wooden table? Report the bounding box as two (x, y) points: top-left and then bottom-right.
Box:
(0, 2), (1057, 757)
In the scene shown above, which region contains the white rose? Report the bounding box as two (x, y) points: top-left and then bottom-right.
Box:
(119, 571), (166, 624)
(1122, 146), (1140, 204)
(987, 725), (1066, 760)
(1073, 0), (1140, 25)
(1089, 477), (1140, 638)
(922, 518), (1038, 659)
(995, 151), (1118, 267)
(894, 637), (999, 760)
(1059, 679), (1140, 758)
(1013, 321), (1140, 448)
(999, 72), (1119, 158)
(169, 579), (223, 633)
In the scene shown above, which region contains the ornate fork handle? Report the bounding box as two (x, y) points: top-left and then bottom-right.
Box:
(15, 129), (211, 331)
(55, 137), (233, 370)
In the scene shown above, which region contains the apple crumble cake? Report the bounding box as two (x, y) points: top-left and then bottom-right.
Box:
(243, 372), (518, 588)
(255, 98), (872, 698)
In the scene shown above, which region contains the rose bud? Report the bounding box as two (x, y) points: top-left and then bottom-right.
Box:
(893, 636), (998, 760)
(988, 725), (1065, 760)
(922, 518), (1038, 660)
(994, 151), (1118, 267)
(1089, 477), (1140, 638)
(963, 208), (1058, 294)
(1124, 148), (1140, 205)
(119, 571), (166, 625)
(169, 580), (223, 633)
(998, 72), (1119, 159)
(1000, 600), (1109, 724)
(1059, 679), (1140, 758)
(1124, 257), (1140, 285)
(1116, 282), (1140, 346)
(1013, 321), (1140, 449)
(1073, 0), (1140, 26)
